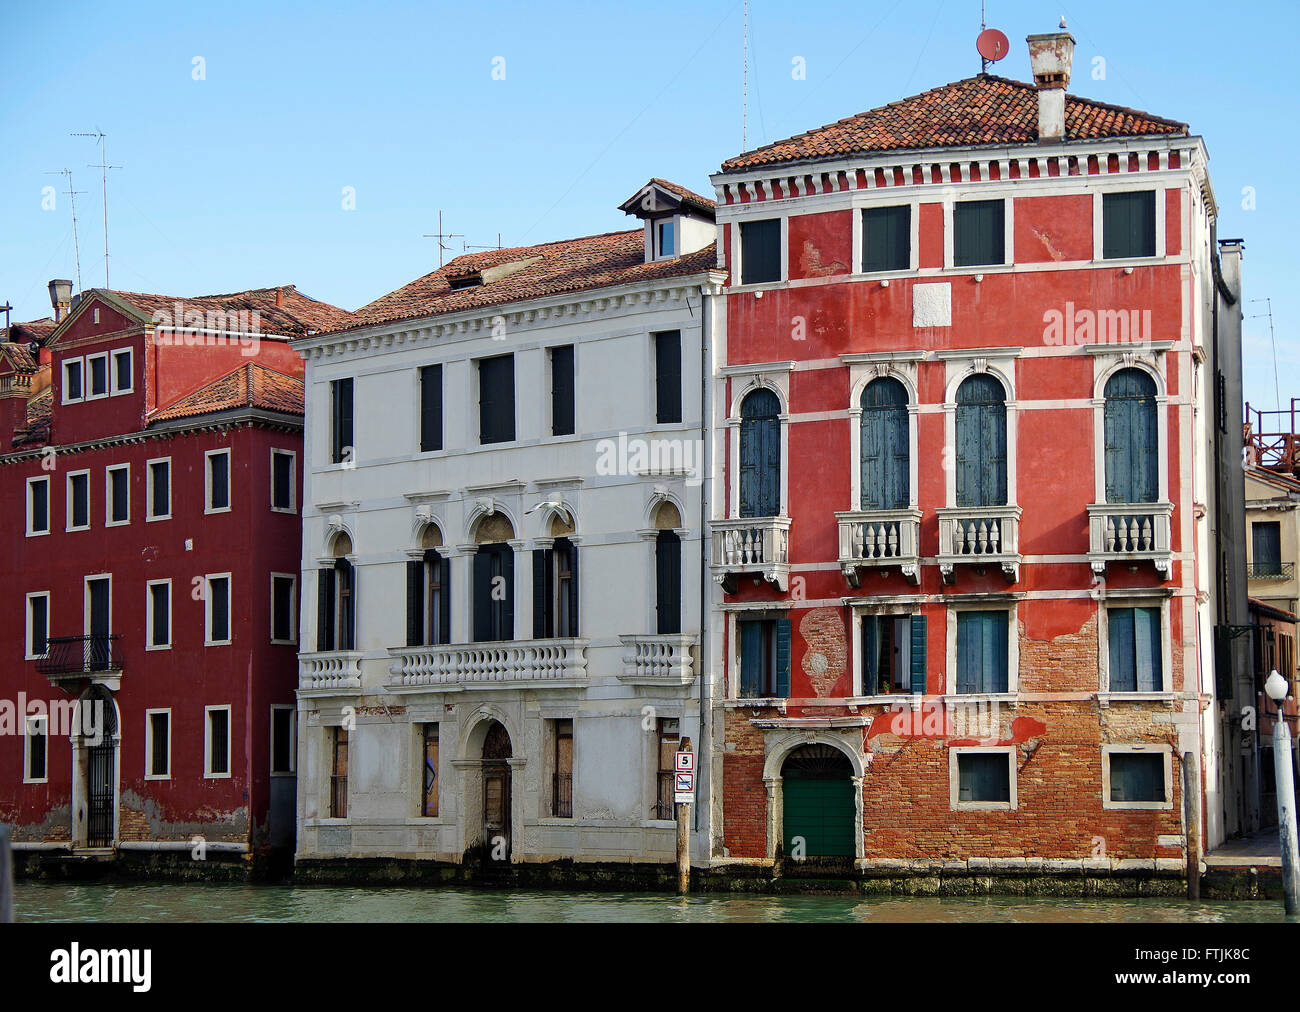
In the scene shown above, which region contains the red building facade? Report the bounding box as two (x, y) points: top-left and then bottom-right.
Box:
(707, 35), (1238, 874)
(0, 283), (347, 874)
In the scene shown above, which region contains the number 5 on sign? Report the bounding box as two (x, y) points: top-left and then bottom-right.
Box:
(675, 750), (694, 772)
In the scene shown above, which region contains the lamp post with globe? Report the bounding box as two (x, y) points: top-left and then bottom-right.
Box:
(1264, 668), (1300, 914)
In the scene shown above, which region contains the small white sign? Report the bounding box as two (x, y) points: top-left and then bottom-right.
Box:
(674, 771), (694, 803)
(675, 751), (694, 773)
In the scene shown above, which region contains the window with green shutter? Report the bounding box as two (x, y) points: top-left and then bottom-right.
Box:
(1107, 606), (1163, 692)
(738, 617), (791, 698)
(740, 219), (781, 284)
(1109, 752), (1165, 802)
(953, 199), (1005, 267)
(861, 613), (926, 695)
(956, 752), (1011, 803)
(1102, 191), (1156, 259)
(955, 611), (1009, 693)
(862, 205), (910, 272)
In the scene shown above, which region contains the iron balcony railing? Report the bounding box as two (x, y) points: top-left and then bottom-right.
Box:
(35, 635), (122, 676)
(1248, 562), (1294, 581)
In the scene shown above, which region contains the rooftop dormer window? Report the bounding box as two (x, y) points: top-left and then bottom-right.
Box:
(656, 220), (676, 259)
(620, 178), (716, 265)
(448, 273), (483, 291)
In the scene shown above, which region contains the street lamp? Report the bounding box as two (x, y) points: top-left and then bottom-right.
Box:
(1264, 669), (1300, 914)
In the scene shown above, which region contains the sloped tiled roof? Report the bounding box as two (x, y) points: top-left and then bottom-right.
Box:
(340, 231), (719, 333)
(14, 388), (52, 448)
(647, 178), (716, 213)
(5, 318), (56, 346)
(721, 75), (1189, 171)
(152, 363), (304, 422)
(0, 341), (38, 372)
(85, 285), (351, 338)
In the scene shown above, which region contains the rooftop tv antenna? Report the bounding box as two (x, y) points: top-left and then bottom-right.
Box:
(72, 130), (119, 288)
(976, 3), (1010, 75)
(46, 169), (87, 291)
(464, 234), (504, 252)
(742, 0), (749, 151)
(1252, 298), (1282, 413)
(422, 211), (463, 269)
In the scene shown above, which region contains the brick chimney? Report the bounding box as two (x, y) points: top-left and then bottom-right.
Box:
(1026, 29), (1076, 142)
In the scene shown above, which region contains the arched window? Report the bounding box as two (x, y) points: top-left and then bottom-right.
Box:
(474, 514), (515, 642)
(655, 531), (682, 634)
(955, 374), (1007, 507)
(406, 525), (450, 647)
(740, 388), (781, 518)
(860, 377), (909, 510)
(1103, 368), (1158, 504)
(318, 533), (356, 651)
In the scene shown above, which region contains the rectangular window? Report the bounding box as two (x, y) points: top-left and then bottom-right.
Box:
(654, 717), (679, 820)
(26, 476), (49, 536)
(478, 354), (516, 444)
(406, 552), (451, 646)
(550, 345), (575, 436)
(146, 710), (171, 779)
(270, 449), (295, 512)
(955, 611), (1010, 693)
(738, 617), (791, 698)
(419, 364), (443, 452)
(146, 580), (171, 649)
(66, 470), (90, 531)
(62, 357), (83, 403)
(862, 205), (911, 272)
(205, 574), (232, 645)
(1103, 190), (1157, 260)
(111, 348), (133, 394)
(271, 574), (296, 644)
(271, 706), (295, 775)
(26, 592), (49, 659)
(954, 750), (1013, 807)
(1253, 521), (1283, 576)
(24, 716), (48, 783)
(330, 377), (354, 464)
(953, 199), (1005, 267)
(205, 706), (231, 778)
(330, 727), (349, 818)
(205, 449), (231, 513)
(532, 541), (579, 639)
(472, 545), (513, 642)
(1108, 752), (1166, 804)
(422, 724), (439, 817)
(861, 613), (927, 696)
(147, 458), (171, 521)
(1108, 606), (1163, 692)
(656, 219), (676, 258)
(551, 719), (573, 818)
(654, 330), (682, 424)
(106, 464), (130, 525)
(86, 353), (109, 399)
(740, 218), (781, 284)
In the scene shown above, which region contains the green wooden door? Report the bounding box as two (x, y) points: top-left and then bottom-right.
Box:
(782, 746), (855, 858)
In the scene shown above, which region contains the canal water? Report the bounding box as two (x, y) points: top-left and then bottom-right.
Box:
(12, 882), (1292, 922)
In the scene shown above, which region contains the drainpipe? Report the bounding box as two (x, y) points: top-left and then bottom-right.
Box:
(697, 282), (710, 846)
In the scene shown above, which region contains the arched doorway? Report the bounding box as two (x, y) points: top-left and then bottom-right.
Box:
(73, 685), (118, 849)
(481, 721), (513, 859)
(781, 744), (855, 858)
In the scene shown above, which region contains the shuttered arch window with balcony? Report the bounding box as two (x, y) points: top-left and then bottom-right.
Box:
(655, 531), (682, 634)
(1104, 368), (1158, 504)
(407, 551), (451, 646)
(860, 377), (909, 510)
(739, 388), (781, 518)
(532, 538), (579, 639)
(955, 374), (1007, 508)
(473, 544), (514, 642)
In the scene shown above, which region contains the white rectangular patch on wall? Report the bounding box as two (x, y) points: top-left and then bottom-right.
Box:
(913, 282), (952, 328)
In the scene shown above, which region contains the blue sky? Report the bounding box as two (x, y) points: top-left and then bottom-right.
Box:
(1, 0), (1295, 408)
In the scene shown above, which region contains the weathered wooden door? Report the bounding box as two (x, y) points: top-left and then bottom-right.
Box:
(955, 374), (1007, 507)
(740, 389), (781, 518)
(1104, 368), (1158, 503)
(481, 723), (512, 858)
(860, 377), (909, 510)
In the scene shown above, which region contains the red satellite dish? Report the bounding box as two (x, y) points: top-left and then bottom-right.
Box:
(977, 28), (1010, 63)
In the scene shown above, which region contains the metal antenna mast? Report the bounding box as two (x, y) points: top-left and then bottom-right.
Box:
(422, 211), (463, 269)
(981, 1), (988, 74)
(464, 234), (504, 252)
(46, 169), (87, 291)
(742, 0), (749, 151)
(1252, 298), (1282, 413)
(72, 130), (119, 288)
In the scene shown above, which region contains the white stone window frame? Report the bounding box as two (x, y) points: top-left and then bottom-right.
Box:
(844, 355), (921, 511)
(730, 213), (789, 289)
(270, 572), (298, 645)
(544, 342), (579, 441)
(1096, 588), (1175, 700)
(144, 708), (172, 780)
(204, 572), (233, 647)
(270, 447), (297, 514)
(653, 215), (680, 261)
(110, 346), (134, 396)
(949, 744), (1018, 811)
(939, 352), (1020, 508)
(104, 463), (130, 527)
(65, 468), (91, 532)
(61, 356), (84, 404)
(145, 578), (172, 651)
(82, 573), (112, 638)
(1101, 743), (1174, 811)
(25, 590), (50, 660)
(1092, 184), (1167, 264)
(146, 456), (172, 522)
(723, 606), (790, 702)
(270, 704), (297, 777)
(1089, 351), (1171, 505)
(84, 351), (110, 401)
(944, 195), (1014, 270)
(203, 704), (232, 779)
(850, 196), (921, 279)
(943, 598), (1020, 700)
(23, 714), (48, 784)
(849, 598), (926, 701)
(723, 362), (793, 520)
(25, 475), (50, 537)
(204, 448), (232, 515)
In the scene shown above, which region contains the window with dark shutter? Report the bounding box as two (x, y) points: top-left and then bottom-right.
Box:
(1253, 522), (1282, 576)
(861, 613), (925, 695)
(473, 544), (513, 641)
(955, 611), (1009, 693)
(655, 531), (681, 634)
(478, 355), (515, 444)
(860, 377), (909, 510)
(953, 199), (1005, 267)
(955, 374), (1007, 507)
(335, 559), (355, 650)
(862, 205), (911, 272)
(150, 460), (170, 519)
(738, 618), (790, 698)
(739, 389), (781, 518)
(533, 539), (578, 638)
(317, 567), (336, 651)
(406, 559), (425, 647)
(1107, 606), (1162, 692)
(1103, 191), (1156, 259)
(957, 753), (1010, 802)
(271, 709), (294, 775)
(208, 709), (230, 776)
(419, 365), (443, 452)
(740, 219), (781, 284)
(208, 576), (231, 643)
(550, 345), (575, 436)
(109, 467), (129, 523)
(271, 451), (294, 510)
(654, 331), (682, 424)
(1109, 753), (1164, 802)
(271, 576), (294, 643)
(207, 452), (230, 511)
(69, 473), (89, 528)
(331, 378), (354, 464)
(29, 478), (49, 534)
(1104, 368), (1158, 504)
(150, 583), (170, 647)
(149, 712), (169, 777)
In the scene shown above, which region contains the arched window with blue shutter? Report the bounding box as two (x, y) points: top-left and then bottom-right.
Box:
(1104, 368), (1158, 504)
(860, 377), (909, 510)
(740, 388), (781, 518)
(955, 374), (1007, 507)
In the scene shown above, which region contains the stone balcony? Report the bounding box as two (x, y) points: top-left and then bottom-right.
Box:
(618, 634), (698, 686)
(711, 516), (791, 591)
(386, 639), (589, 691)
(936, 505), (1022, 583)
(835, 508), (923, 586)
(1087, 502), (1174, 578)
(298, 651), (364, 695)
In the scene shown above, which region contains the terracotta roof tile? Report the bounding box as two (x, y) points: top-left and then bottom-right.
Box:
(152, 363), (304, 422)
(647, 178), (716, 213)
(0, 341), (39, 373)
(721, 75), (1189, 171)
(14, 388), (52, 448)
(100, 285), (351, 337)
(339, 231), (719, 333)
(4, 318), (56, 346)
